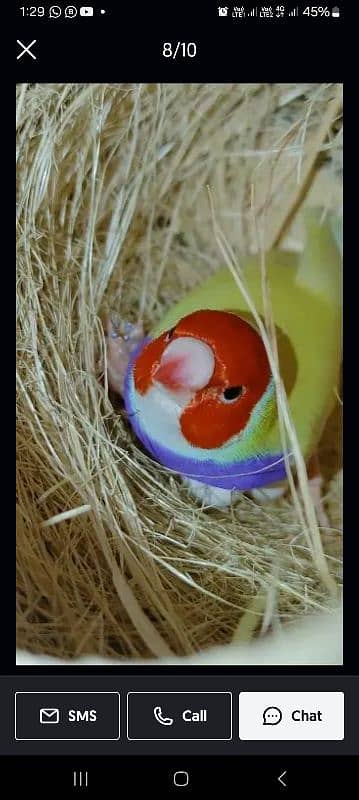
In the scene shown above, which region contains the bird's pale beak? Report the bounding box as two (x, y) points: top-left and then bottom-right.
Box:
(153, 336), (215, 392)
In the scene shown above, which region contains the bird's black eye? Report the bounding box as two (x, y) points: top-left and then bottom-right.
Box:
(222, 385), (244, 402)
(165, 326), (176, 342)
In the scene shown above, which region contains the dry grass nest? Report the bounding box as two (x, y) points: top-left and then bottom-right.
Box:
(16, 83), (343, 661)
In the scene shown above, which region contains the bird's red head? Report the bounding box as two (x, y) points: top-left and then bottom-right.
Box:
(133, 309), (272, 449)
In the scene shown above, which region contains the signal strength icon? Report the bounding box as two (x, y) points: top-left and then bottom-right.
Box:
(289, 7), (299, 14)
(249, 7), (258, 16)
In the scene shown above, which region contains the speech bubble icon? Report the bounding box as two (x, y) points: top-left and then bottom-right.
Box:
(65, 5), (78, 16)
(263, 706), (282, 725)
(49, 5), (62, 17)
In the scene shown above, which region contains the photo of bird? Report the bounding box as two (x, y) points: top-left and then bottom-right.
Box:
(17, 83), (342, 665)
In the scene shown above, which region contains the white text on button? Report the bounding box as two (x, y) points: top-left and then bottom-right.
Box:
(182, 709), (207, 722)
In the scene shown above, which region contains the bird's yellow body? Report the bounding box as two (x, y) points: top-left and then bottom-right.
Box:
(151, 210), (342, 463)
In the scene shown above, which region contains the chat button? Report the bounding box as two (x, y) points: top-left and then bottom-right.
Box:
(239, 692), (344, 740)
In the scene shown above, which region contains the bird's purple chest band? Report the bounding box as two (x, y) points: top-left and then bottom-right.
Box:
(123, 337), (286, 491)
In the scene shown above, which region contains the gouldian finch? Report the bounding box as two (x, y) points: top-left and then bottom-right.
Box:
(106, 209), (342, 508)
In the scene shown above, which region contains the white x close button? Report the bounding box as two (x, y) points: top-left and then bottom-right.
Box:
(239, 692), (344, 740)
(17, 40), (37, 60)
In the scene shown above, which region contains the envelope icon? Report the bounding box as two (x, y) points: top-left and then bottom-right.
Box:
(40, 707), (60, 724)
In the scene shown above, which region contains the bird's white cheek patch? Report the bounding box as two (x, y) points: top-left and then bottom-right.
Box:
(133, 382), (193, 456)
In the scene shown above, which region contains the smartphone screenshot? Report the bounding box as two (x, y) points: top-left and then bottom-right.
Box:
(12, 2), (355, 794)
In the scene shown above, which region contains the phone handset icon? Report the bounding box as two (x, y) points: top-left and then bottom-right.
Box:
(153, 706), (174, 726)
